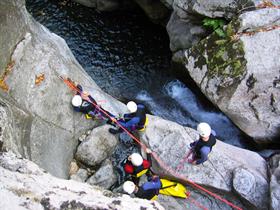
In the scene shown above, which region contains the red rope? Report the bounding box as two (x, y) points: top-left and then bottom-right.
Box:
(188, 197), (208, 210)
(60, 77), (242, 210)
(175, 149), (193, 171)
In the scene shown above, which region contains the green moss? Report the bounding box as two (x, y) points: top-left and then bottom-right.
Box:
(215, 39), (228, 45)
(225, 18), (241, 39)
(186, 22), (247, 88)
(226, 23), (235, 37)
(207, 38), (246, 80)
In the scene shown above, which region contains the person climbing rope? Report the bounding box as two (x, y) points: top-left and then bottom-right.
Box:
(109, 101), (148, 134)
(123, 148), (152, 185)
(188, 122), (216, 165)
(71, 82), (115, 124)
(123, 175), (190, 200)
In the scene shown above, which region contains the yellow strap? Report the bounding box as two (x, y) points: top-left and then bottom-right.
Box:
(136, 169), (148, 177)
(85, 114), (92, 119)
(138, 117), (149, 132)
(151, 195), (158, 200)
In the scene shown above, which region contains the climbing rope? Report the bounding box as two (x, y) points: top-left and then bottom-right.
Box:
(175, 148), (194, 171)
(188, 196), (208, 210)
(60, 76), (243, 210)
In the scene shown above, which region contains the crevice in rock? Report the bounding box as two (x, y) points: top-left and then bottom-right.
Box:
(246, 73), (257, 92)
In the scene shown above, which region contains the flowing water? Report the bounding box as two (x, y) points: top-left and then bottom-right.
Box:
(26, 0), (257, 153)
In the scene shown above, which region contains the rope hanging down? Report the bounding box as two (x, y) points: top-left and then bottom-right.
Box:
(60, 76), (243, 210)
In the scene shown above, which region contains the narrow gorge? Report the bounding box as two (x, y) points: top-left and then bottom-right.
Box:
(0, 0), (279, 210)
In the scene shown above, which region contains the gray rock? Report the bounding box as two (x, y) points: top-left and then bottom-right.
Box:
(133, 0), (170, 23)
(141, 115), (267, 209)
(167, 12), (206, 52)
(238, 8), (280, 32)
(233, 167), (269, 210)
(269, 154), (280, 210)
(78, 134), (87, 142)
(76, 125), (118, 167)
(0, 151), (164, 210)
(74, 0), (135, 11)
(0, 151), (43, 175)
(70, 168), (89, 182)
(184, 8), (280, 142)
(172, 0), (265, 19)
(160, 0), (173, 9)
(87, 159), (117, 189)
(158, 190), (242, 210)
(0, 103), (14, 153)
(0, 0), (126, 178)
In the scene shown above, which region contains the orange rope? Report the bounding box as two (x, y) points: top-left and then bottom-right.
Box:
(60, 76), (243, 210)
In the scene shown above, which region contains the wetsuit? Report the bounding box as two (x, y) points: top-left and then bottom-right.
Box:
(119, 104), (146, 131)
(135, 176), (161, 200)
(124, 153), (152, 184)
(190, 134), (216, 164)
(73, 84), (114, 121)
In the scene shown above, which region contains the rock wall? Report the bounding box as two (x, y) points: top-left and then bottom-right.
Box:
(0, 0), (126, 178)
(0, 151), (164, 210)
(183, 8), (280, 143)
(0, 0), (278, 209)
(73, 0), (136, 11)
(270, 154), (280, 210)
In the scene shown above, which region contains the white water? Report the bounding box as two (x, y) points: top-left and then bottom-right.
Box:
(137, 80), (244, 147)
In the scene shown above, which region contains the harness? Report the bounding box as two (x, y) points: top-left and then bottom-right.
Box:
(138, 117), (149, 131)
(194, 134), (216, 157)
(126, 161), (150, 178)
(129, 105), (146, 130)
(135, 167), (149, 178)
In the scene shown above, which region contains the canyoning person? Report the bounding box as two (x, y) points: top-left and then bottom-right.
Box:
(123, 148), (152, 185)
(109, 101), (148, 134)
(189, 122), (217, 165)
(123, 175), (190, 200)
(71, 83), (115, 124)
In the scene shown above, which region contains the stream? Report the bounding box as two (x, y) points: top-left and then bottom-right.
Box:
(26, 0), (258, 153)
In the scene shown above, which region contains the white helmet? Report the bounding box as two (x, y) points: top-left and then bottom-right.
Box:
(127, 101), (137, 113)
(123, 181), (135, 194)
(72, 95), (82, 107)
(129, 153), (143, 166)
(197, 122), (211, 138)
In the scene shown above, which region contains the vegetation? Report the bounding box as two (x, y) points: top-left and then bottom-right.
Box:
(202, 18), (226, 38)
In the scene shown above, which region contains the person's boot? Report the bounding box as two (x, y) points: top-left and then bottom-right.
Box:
(109, 128), (122, 134)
